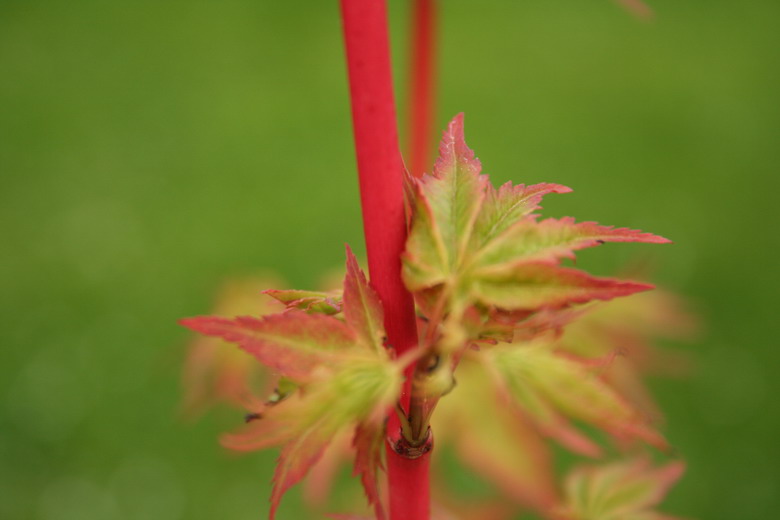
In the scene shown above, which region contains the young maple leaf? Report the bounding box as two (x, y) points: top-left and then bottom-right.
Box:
(561, 289), (696, 371)
(433, 346), (683, 520)
(402, 114), (668, 352)
(554, 458), (686, 520)
(181, 276), (283, 416)
(479, 336), (668, 455)
(180, 246), (405, 520)
(557, 289), (697, 423)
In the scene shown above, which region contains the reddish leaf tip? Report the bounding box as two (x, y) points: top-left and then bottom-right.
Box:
(434, 113), (481, 179)
(344, 243), (360, 273)
(449, 111), (465, 129)
(179, 315), (231, 335)
(553, 218), (672, 245)
(541, 183), (573, 195)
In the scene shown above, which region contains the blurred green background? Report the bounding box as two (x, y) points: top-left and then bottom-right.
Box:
(1, 0), (778, 518)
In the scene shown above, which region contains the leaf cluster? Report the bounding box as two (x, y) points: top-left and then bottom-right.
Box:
(182, 248), (403, 519)
(180, 114), (686, 520)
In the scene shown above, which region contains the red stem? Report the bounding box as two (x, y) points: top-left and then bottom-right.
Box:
(407, 0), (437, 178)
(339, 1), (430, 520)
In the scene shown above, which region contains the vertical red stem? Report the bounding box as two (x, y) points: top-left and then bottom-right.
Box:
(339, 1), (430, 520)
(407, 0), (437, 178)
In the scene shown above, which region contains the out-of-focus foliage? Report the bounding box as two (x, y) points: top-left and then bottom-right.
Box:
(433, 359), (558, 513)
(432, 287), (694, 517)
(555, 458), (686, 520)
(2, 1), (778, 519)
(181, 277), (282, 416)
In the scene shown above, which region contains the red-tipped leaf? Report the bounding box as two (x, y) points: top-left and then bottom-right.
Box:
(180, 313), (362, 383)
(471, 263), (655, 311)
(343, 245), (387, 355)
(474, 217), (670, 274)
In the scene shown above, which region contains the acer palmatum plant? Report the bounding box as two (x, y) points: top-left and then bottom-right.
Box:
(180, 1), (689, 519)
(180, 114), (688, 519)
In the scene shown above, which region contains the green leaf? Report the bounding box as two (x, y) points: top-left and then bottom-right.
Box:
(471, 263), (654, 311)
(180, 251), (403, 519)
(473, 182), (572, 248)
(403, 114), (669, 338)
(403, 113), (488, 291)
(557, 289), (697, 424)
(222, 358), (402, 519)
(472, 217), (670, 275)
(485, 339), (668, 452)
(482, 346), (603, 457)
